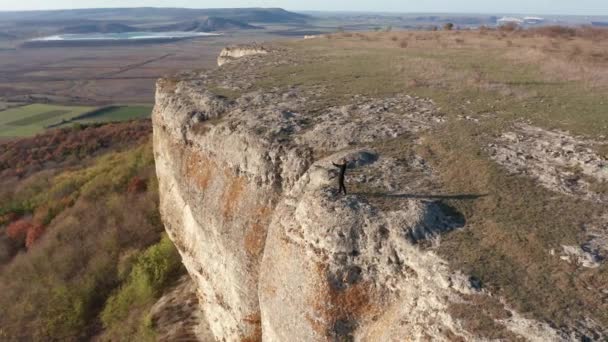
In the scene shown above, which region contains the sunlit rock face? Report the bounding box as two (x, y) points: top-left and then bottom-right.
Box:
(152, 48), (564, 341)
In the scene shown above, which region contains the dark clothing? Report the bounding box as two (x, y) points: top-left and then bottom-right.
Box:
(332, 162), (347, 195)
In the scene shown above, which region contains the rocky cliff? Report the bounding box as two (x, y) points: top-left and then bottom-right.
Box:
(153, 45), (570, 341)
(217, 45), (269, 67)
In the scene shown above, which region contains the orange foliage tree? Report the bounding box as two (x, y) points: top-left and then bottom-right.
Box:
(25, 223), (45, 249)
(5, 218), (46, 249)
(127, 176), (148, 194)
(6, 219), (33, 243)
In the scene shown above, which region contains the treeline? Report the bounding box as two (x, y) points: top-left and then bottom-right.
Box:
(0, 120), (151, 178)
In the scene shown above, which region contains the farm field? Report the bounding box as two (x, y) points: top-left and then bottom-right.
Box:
(68, 105), (153, 124)
(0, 32), (283, 105)
(0, 103), (94, 137)
(0, 103), (155, 137)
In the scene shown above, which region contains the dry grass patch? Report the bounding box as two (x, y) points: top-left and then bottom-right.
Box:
(448, 294), (518, 340)
(252, 31), (608, 333)
(417, 121), (608, 330)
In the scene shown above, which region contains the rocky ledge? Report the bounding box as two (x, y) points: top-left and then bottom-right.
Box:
(217, 44), (269, 67)
(152, 46), (569, 341)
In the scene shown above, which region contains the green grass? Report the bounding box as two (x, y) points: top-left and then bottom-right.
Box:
(71, 106), (153, 124)
(100, 234), (183, 341)
(0, 104), (153, 137)
(7, 110), (70, 126)
(0, 104), (94, 137)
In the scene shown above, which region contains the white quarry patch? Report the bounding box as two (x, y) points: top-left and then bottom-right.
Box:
(217, 44), (269, 66)
(488, 123), (608, 202)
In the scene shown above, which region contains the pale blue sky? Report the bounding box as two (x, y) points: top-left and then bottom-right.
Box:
(0, 0), (607, 15)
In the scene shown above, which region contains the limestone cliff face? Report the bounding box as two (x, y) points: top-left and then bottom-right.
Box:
(153, 47), (564, 341)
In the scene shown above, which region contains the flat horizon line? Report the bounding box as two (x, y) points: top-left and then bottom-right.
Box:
(0, 6), (606, 17)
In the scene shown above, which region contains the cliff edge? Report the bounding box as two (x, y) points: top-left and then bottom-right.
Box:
(152, 45), (570, 341)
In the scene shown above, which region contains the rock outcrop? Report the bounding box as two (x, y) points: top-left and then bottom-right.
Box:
(488, 123), (608, 203)
(488, 123), (608, 267)
(217, 45), (269, 66)
(153, 46), (568, 341)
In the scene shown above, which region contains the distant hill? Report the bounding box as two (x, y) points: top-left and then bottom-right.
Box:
(0, 32), (15, 40)
(152, 17), (260, 32)
(60, 22), (137, 34)
(0, 7), (309, 24)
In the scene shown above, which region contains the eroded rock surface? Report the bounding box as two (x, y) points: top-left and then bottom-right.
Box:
(488, 123), (608, 202)
(488, 123), (608, 268)
(217, 44), (269, 66)
(153, 47), (572, 341)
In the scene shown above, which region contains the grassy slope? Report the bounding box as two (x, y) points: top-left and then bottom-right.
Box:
(251, 31), (608, 332)
(0, 125), (183, 341)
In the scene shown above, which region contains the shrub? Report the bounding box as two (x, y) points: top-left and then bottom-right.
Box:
(531, 25), (576, 38)
(0, 141), (166, 341)
(499, 22), (519, 32)
(6, 218), (32, 243)
(25, 223), (45, 248)
(100, 234), (183, 339)
(127, 176), (148, 194)
(0, 120), (151, 178)
(0, 212), (18, 225)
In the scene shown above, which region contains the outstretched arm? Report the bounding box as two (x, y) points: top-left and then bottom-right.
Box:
(332, 162), (339, 168)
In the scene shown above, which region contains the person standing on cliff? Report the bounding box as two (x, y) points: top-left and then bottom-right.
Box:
(332, 158), (348, 195)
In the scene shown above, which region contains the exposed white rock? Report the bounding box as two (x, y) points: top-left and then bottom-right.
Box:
(298, 95), (444, 151)
(217, 44), (269, 66)
(153, 50), (573, 341)
(488, 123), (608, 202)
(560, 245), (603, 268)
(488, 123), (608, 269)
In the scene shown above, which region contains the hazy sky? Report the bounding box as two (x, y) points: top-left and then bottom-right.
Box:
(0, 0), (607, 15)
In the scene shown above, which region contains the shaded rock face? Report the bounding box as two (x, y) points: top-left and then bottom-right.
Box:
(153, 49), (565, 341)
